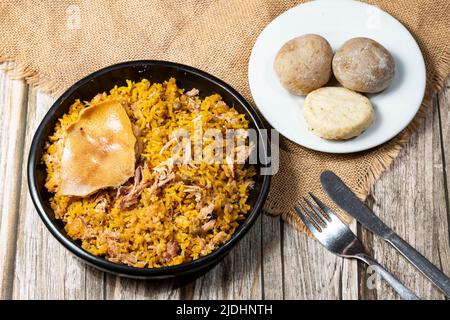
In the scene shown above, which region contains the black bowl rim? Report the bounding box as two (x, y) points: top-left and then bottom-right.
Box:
(27, 60), (271, 277)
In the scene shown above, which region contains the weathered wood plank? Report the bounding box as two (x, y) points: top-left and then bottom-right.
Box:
(341, 220), (359, 300)
(230, 216), (262, 299)
(358, 194), (378, 300)
(0, 64), (28, 299)
(282, 215), (359, 299)
(438, 78), (450, 223)
(12, 89), (105, 299)
(179, 255), (232, 299)
(261, 214), (283, 299)
(104, 276), (179, 300)
(360, 89), (450, 299)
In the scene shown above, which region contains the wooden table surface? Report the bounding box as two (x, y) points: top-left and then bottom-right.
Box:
(0, 63), (449, 300)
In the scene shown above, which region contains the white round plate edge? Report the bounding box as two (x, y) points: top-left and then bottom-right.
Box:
(248, 0), (426, 154)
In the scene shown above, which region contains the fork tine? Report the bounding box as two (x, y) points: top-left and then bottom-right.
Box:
(298, 201), (324, 229)
(303, 196), (329, 223)
(309, 192), (344, 225)
(294, 204), (320, 234)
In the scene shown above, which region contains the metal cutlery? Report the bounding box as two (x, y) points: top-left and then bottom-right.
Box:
(295, 193), (419, 300)
(320, 170), (450, 298)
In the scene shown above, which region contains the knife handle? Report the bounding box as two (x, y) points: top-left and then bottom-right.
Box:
(387, 234), (450, 298)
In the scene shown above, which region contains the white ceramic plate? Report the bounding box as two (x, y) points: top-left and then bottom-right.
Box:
(248, 0), (426, 153)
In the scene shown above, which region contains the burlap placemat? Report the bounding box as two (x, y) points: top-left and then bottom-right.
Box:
(1, 0), (449, 232)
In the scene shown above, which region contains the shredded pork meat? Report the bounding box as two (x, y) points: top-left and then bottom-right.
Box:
(162, 240), (180, 262)
(94, 198), (107, 213)
(201, 219), (216, 233)
(116, 158), (178, 209)
(199, 201), (215, 220)
(117, 166), (151, 209)
(185, 88), (199, 97)
(154, 158), (176, 187)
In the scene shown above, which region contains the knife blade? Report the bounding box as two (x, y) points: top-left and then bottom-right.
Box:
(320, 170), (450, 298)
(320, 171), (392, 238)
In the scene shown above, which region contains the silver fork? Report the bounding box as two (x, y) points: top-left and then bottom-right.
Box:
(295, 193), (419, 300)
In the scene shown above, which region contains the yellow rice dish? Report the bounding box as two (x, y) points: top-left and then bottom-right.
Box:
(43, 78), (255, 268)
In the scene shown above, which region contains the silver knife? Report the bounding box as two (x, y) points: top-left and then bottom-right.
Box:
(320, 170), (450, 298)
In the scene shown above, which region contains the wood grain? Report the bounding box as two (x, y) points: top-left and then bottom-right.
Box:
(280, 209), (359, 300)
(438, 77), (450, 230)
(341, 220), (359, 300)
(0, 62), (449, 300)
(360, 94), (450, 300)
(105, 276), (180, 300)
(261, 214), (284, 299)
(0, 63), (28, 299)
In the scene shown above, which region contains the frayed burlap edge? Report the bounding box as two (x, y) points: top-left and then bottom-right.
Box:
(0, 54), (65, 96)
(263, 46), (450, 234)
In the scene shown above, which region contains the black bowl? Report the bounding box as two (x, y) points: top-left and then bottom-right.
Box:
(27, 60), (271, 279)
